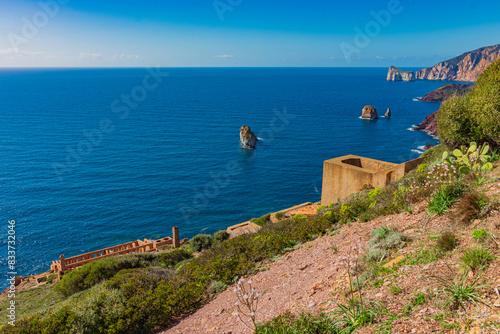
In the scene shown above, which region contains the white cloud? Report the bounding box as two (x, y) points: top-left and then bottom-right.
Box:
(213, 54), (234, 58)
(79, 52), (103, 59)
(0, 48), (45, 58)
(376, 56), (386, 60)
(113, 53), (141, 60)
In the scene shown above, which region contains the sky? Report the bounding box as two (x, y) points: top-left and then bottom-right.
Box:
(0, 0), (499, 67)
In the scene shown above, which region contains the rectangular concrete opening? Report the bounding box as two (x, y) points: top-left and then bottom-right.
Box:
(341, 158), (362, 168)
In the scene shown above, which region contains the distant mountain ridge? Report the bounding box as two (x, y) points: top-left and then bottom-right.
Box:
(416, 43), (500, 82)
(387, 43), (500, 82)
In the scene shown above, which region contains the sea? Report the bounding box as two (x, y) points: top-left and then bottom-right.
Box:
(0, 67), (460, 288)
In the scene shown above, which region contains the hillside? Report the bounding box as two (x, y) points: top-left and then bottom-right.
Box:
(418, 84), (473, 102)
(2, 143), (500, 334)
(162, 178), (500, 333)
(416, 44), (500, 82)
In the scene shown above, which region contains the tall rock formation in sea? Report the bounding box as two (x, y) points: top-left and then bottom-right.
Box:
(239, 125), (258, 149)
(415, 44), (500, 82)
(384, 108), (392, 118)
(386, 66), (416, 81)
(361, 105), (378, 119)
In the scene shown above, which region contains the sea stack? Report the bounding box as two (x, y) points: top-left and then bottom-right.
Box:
(384, 108), (392, 118)
(240, 125), (258, 149)
(361, 105), (378, 119)
(386, 66), (416, 81)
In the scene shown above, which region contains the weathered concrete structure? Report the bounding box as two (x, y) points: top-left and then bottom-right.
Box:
(321, 155), (424, 205)
(50, 227), (187, 273)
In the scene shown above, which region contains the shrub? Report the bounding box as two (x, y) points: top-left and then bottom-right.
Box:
(365, 227), (407, 262)
(251, 213), (271, 226)
(472, 229), (488, 241)
(207, 280), (228, 295)
(390, 285), (402, 295)
(213, 230), (230, 244)
(436, 231), (457, 252)
(443, 142), (494, 174)
(430, 265), (489, 310)
(460, 248), (493, 273)
(428, 182), (467, 214)
(452, 192), (485, 225)
(438, 58), (500, 147)
(275, 212), (284, 220)
(190, 234), (213, 252)
(256, 311), (339, 334)
(54, 253), (159, 297)
(159, 248), (192, 268)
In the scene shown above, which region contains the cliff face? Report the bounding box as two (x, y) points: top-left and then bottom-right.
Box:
(413, 111), (438, 136)
(418, 84), (473, 102)
(386, 66), (416, 81)
(415, 44), (500, 82)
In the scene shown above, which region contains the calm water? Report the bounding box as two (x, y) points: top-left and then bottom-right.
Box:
(0, 67), (453, 287)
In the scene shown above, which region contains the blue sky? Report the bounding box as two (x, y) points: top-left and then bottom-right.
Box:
(0, 0), (499, 67)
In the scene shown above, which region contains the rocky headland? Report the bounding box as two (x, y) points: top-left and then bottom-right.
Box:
(418, 83), (473, 102)
(413, 111), (438, 136)
(386, 66), (416, 81)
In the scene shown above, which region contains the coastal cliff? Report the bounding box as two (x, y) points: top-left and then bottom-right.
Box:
(415, 43), (500, 82)
(418, 83), (473, 102)
(413, 111), (438, 136)
(386, 66), (416, 81)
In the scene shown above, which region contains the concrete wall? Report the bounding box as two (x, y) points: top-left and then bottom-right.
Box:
(50, 228), (186, 273)
(321, 155), (424, 205)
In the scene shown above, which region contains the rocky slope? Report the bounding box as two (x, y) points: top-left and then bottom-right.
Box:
(418, 84), (473, 102)
(386, 66), (416, 81)
(416, 44), (500, 82)
(413, 111), (438, 136)
(160, 164), (500, 334)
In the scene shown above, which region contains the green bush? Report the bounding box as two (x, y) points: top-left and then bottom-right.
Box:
(207, 280), (228, 295)
(251, 213), (272, 226)
(438, 58), (500, 147)
(159, 248), (192, 268)
(213, 230), (230, 244)
(460, 248), (493, 273)
(431, 265), (489, 310)
(190, 234), (213, 252)
(275, 212), (284, 220)
(472, 229), (488, 241)
(256, 311), (339, 334)
(365, 227), (407, 262)
(428, 182), (467, 214)
(54, 253), (159, 297)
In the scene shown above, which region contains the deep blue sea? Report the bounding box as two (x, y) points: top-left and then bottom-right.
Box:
(0, 67), (458, 288)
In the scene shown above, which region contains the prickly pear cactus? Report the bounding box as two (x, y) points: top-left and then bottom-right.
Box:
(447, 142), (493, 174)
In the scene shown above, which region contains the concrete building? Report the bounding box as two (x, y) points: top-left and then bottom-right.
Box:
(321, 155), (423, 205)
